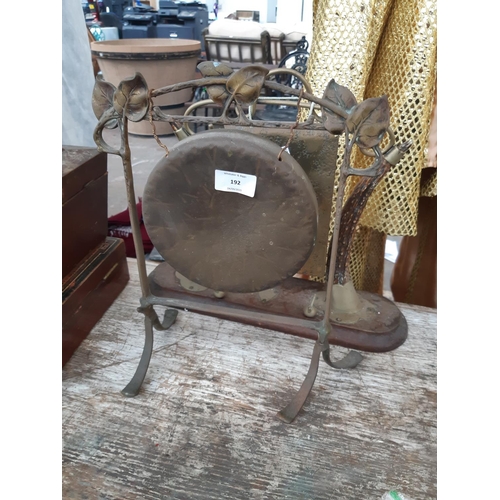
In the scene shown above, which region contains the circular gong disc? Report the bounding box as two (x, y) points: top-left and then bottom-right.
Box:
(143, 129), (318, 293)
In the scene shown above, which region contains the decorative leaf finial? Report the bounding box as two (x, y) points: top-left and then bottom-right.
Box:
(113, 73), (149, 122)
(321, 79), (357, 133)
(346, 96), (390, 149)
(226, 66), (269, 106)
(92, 79), (118, 129)
(196, 61), (234, 106)
(197, 61), (233, 77)
(92, 79), (116, 119)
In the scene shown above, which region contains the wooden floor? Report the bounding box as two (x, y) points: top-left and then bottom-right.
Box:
(62, 259), (437, 500)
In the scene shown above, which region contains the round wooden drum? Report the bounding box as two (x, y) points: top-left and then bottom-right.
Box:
(142, 129), (318, 293)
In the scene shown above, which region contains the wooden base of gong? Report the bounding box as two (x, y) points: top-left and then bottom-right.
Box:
(149, 261), (407, 353)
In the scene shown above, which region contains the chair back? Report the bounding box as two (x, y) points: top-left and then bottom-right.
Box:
(202, 28), (272, 65)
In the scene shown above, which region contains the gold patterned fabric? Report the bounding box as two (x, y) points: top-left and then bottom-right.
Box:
(308, 0), (394, 101)
(305, 0), (437, 290)
(420, 169), (437, 198)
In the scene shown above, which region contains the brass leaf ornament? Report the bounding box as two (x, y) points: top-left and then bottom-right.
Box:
(207, 86), (231, 106)
(197, 61), (234, 77)
(321, 79), (357, 133)
(92, 79), (116, 119)
(113, 73), (149, 122)
(346, 96), (390, 149)
(92, 79), (118, 129)
(197, 61), (234, 106)
(226, 66), (269, 106)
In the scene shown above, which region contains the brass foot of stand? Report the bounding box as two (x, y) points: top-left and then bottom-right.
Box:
(122, 316), (154, 397)
(122, 306), (178, 397)
(277, 339), (363, 424)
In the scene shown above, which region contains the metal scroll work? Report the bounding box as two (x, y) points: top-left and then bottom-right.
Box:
(92, 63), (411, 423)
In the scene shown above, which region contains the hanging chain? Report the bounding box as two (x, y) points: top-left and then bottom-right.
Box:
(148, 90), (169, 157)
(277, 87), (305, 161)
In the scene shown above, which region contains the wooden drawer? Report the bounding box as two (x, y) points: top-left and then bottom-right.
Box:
(62, 237), (129, 367)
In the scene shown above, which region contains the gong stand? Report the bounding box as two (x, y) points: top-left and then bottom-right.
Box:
(93, 64), (412, 423)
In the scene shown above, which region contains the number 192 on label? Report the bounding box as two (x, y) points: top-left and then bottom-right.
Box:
(214, 169), (257, 197)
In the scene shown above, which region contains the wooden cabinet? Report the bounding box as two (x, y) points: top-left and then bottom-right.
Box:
(62, 146), (129, 366)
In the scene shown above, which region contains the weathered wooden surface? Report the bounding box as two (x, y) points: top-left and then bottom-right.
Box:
(62, 259), (437, 500)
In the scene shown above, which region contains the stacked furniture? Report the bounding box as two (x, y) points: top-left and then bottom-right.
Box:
(203, 19), (308, 67)
(62, 146), (129, 366)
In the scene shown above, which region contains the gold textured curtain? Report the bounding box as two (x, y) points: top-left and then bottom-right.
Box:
(306, 0), (437, 295)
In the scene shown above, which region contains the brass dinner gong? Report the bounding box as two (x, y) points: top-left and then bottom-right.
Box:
(143, 129), (319, 293)
(92, 66), (411, 424)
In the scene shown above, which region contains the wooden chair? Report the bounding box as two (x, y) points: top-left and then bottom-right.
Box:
(202, 28), (273, 67)
(268, 33), (286, 66)
(266, 34), (308, 66)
